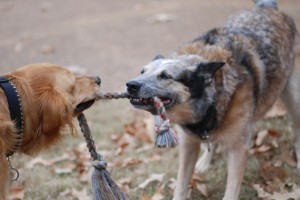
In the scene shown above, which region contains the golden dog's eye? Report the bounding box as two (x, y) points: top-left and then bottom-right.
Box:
(160, 71), (172, 80)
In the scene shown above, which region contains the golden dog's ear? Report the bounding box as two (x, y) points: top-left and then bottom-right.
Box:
(35, 85), (75, 137)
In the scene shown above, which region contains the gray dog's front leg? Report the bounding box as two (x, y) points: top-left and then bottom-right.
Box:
(173, 130), (200, 200)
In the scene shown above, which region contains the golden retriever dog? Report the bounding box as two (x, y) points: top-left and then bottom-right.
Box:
(0, 63), (101, 199)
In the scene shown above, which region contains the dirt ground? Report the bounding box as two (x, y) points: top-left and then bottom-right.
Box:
(1, 0), (299, 91)
(1, 0), (300, 199)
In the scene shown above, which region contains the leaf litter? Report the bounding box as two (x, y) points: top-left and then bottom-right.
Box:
(10, 100), (300, 199)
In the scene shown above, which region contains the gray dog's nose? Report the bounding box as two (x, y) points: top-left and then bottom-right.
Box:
(95, 76), (101, 86)
(126, 80), (141, 93)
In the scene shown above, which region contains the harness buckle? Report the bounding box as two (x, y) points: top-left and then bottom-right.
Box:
(200, 130), (211, 152)
(7, 156), (20, 181)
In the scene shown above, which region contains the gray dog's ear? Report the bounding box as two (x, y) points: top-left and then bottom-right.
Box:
(196, 62), (225, 76)
(153, 54), (165, 61)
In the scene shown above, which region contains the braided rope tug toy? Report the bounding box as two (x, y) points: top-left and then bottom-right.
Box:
(77, 113), (127, 200)
(77, 93), (178, 200)
(97, 93), (178, 148)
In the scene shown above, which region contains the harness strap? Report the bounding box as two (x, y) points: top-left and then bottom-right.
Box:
(0, 76), (24, 157)
(184, 104), (217, 140)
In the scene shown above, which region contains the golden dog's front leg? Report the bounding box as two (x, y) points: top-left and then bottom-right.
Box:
(173, 128), (200, 200)
(0, 152), (9, 200)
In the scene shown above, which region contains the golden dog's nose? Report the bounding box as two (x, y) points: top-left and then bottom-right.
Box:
(95, 76), (101, 86)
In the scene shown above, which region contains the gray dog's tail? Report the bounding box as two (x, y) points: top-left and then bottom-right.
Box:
(253, 0), (277, 9)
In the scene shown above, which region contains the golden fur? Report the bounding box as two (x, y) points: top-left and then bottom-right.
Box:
(0, 63), (101, 199)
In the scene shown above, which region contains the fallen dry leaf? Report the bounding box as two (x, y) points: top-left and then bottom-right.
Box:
(192, 174), (204, 182)
(252, 184), (270, 199)
(267, 129), (281, 138)
(8, 187), (25, 200)
(254, 129), (280, 148)
(54, 167), (73, 175)
(71, 188), (89, 199)
(151, 184), (164, 200)
(111, 134), (122, 142)
(144, 154), (162, 163)
(195, 183), (209, 197)
(121, 158), (143, 167)
(189, 174), (208, 197)
(269, 190), (300, 200)
(112, 157), (143, 168)
(79, 167), (92, 183)
(253, 184), (300, 200)
(124, 120), (153, 144)
(142, 194), (151, 200)
(114, 133), (139, 155)
(59, 188), (90, 199)
(25, 153), (71, 169)
(73, 142), (94, 175)
(151, 193), (164, 200)
(136, 144), (153, 153)
(118, 177), (133, 186)
(138, 173), (164, 189)
(250, 144), (272, 154)
(138, 132), (153, 144)
(25, 157), (50, 168)
(168, 178), (177, 191)
(256, 130), (269, 146)
(260, 162), (287, 182)
(8, 178), (25, 200)
(264, 99), (287, 119)
(280, 142), (297, 167)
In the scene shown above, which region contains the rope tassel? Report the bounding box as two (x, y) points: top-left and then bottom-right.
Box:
(153, 96), (178, 148)
(77, 113), (128, 200)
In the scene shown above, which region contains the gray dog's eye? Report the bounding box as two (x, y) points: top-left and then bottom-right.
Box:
(141, 69), (145, 74)
(205, 78), (212, 85)
(159, 71), (172, 80)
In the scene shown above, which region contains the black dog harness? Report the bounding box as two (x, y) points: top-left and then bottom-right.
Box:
(0, 76), (24, 156)
(184, 104), (217, 137)
(0, 76), (24, 181)
(183, 104), (217, 152)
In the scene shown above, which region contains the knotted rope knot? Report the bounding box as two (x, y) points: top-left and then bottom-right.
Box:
(152, 96), (179, 148)
(155, 118), (171, 133)
(93, 159), (108, 170)
(92, 153), (107, 170)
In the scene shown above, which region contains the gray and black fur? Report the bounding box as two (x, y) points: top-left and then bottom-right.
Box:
(126, 0), (299, 199)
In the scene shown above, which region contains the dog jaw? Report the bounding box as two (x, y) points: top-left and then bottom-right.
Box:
(72, 75), (101, 115)
(128, 95), (176, 113)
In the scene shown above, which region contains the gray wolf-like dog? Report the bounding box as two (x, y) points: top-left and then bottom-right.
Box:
(126, 0), (298, 199)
